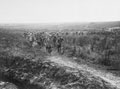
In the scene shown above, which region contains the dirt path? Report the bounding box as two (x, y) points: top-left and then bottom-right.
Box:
(47, 55), (120, 89)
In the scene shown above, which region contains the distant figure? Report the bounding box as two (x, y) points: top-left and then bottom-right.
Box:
(23, 32), (28, 39)
(32, 41), (38, 47)
(57, 37), (64, 54)
(52, 35), (57, 47)
(46, 44), (52, 55)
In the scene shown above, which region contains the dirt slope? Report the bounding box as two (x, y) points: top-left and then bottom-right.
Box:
(47, 55), (120, 89)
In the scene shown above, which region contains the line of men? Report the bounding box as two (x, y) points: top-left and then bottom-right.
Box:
(23, 32), (64, 54)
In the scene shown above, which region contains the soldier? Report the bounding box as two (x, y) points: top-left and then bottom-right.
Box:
(46, 44), (52, 55)
(52, 35), (57, 47)
(57, 36), (64, 54)
(28, 34), (36, 47)
(23, 32), (28, 39)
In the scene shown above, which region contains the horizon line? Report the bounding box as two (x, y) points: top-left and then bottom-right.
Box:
(0, 20), (120, 25)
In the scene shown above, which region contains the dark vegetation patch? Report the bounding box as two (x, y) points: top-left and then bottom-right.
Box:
(0, 55), (117, 89)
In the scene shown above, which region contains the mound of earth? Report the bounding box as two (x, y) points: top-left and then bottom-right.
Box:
(0, 56), (118, 89)
(0, 81), (18, 89)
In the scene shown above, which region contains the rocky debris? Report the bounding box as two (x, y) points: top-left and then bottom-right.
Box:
(0, 56), (118, 89)
(0, 81), (18, 89)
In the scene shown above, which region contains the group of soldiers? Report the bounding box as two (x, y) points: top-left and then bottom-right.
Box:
(23, 32), (64, 54)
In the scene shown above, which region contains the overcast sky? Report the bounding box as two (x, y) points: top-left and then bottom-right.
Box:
(0, 0), (120, 23)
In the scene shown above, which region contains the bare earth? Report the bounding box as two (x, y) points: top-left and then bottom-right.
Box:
(47, 55), (120, 89)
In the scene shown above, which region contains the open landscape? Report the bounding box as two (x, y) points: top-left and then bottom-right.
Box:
(0, 22), (120, 89)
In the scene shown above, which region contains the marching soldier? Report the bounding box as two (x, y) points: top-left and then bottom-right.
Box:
(57, 36), (64, 54)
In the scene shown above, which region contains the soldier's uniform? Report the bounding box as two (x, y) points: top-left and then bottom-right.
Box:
(57, 37), (64, 54)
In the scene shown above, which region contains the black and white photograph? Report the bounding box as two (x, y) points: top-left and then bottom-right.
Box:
(0, 0), (120, 89)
